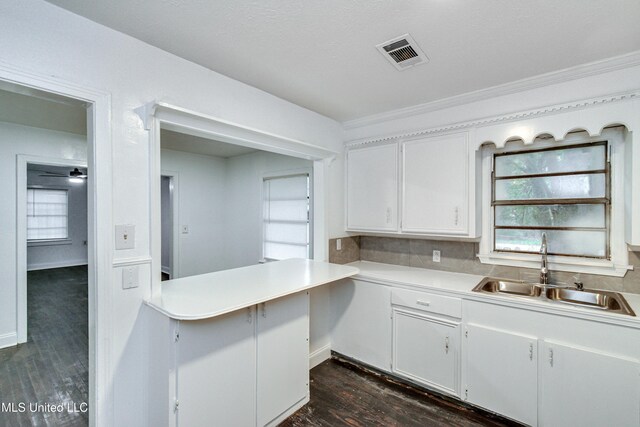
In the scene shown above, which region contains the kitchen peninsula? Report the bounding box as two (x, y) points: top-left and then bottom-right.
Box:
(145, 258), (358, 427)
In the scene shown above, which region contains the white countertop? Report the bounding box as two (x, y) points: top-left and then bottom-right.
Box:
(146, 258), (359, 320)
(348, 261), (640, 328)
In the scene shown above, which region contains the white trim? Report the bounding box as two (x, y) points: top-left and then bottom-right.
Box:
(0, 332), (17, 350)
(0, 61), (114, 427)
(112, 256), (153, 268)
(345, 90), (640, 148)
(343, 50), (640, 130)
(142, 102), (337, 299)
(27, 260), (88, 272)
(17, 155), (86, 344)
(309, 343), (332, 369)
(478, 128), (631, 278)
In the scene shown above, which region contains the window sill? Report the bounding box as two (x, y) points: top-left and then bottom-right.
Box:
(477, 252), (632, 277)
(28, 238), (72, 247)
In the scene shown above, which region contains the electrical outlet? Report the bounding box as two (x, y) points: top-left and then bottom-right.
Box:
(433, 250), (441, 263)
(336, 238), (342, 251)
(181, 225), (189, 234)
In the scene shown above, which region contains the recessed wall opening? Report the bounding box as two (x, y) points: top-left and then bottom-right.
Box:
(159, 128), (314, 280)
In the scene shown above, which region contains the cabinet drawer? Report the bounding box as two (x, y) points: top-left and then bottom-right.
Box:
(391, 288), (461, 318)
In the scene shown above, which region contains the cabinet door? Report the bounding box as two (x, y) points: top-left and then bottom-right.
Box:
(392, 309), (459, 396)
(346, 143), (399, 231)
(464, 324), (538, 426)
(541, 340), (640, 427)
(402, 133), (468, 234)
(330, 279), (392, 371)
(257, 291), (309, 426)
(176, 309), (256, 427)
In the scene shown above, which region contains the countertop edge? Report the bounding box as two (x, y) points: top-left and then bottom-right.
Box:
(145, 266), (359, 321)
(349, 262), (640, 330)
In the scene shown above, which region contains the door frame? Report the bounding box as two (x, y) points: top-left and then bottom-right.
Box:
(160, 171), (180, 279)
(0, 63), (113, 426)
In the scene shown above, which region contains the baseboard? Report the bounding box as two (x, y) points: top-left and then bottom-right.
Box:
(0, 332), (17, 349)
(309, 343), (332, 369)
(27, 260), (88, 271)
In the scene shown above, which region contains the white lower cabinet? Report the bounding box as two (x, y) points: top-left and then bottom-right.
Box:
(391, 287), (461, 396)
(148, 291), (309, 427)
(392, 309), (460, 395)
(464, 324), (538, 426)
(256, 293), (310, 426)
(330, 278), (392, 371)
(540, 340), (640, 427)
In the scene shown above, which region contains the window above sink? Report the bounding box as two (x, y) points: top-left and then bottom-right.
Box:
(478, 127), (631, 277)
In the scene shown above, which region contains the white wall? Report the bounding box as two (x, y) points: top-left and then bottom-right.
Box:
(0, 2), (344, 425)
(0, 121), (86, 347)
(161, 149), (229, 277)
(27, 170), (88, 271)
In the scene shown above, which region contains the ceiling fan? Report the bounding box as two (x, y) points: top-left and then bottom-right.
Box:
(37, 167), (88, 182)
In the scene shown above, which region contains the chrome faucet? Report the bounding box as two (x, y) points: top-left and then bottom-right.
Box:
(540, 232), (549, 285)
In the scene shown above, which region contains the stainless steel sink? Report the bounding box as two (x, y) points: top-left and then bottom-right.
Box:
(546, 287), (636, 316)
(473, 278), (542, 297)
(473, 277), (636, 317)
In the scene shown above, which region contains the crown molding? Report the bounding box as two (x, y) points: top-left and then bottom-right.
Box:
(345, 89), (640, 148)
(343, 50), (640, 130)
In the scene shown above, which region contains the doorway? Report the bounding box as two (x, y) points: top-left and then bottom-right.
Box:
(0, 67), (111, 425)
(161, 175), (174, 280)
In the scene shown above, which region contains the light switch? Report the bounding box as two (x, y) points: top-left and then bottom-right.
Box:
(181, 225), (189, 234)
(122, 266), (139, 289)
(115, 224), (135, 250)
(433, 250), (441, 263)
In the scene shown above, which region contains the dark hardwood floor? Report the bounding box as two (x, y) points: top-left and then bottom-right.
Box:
(0, 266), (88, 427)
(281, 357), (520, 427)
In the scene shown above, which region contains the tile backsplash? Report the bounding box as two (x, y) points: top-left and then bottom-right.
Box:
(330, 236), (640, 295)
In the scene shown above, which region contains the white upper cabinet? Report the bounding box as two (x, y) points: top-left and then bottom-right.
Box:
(345, 131), (478, 237)
(401, 133), (469, 235)
(346, 142), (399, 232)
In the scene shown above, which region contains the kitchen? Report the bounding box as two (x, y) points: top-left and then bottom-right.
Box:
(0, 1), (639, 426)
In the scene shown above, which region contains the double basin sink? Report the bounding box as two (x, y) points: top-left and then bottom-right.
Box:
(473, 278), (636, 317)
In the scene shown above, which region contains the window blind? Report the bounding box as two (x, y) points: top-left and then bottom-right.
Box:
(263, 174), (310, 260)
(27, 188), (69, 240)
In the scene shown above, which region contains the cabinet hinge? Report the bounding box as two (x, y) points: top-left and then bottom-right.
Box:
(465, 329), (468, 338)
(174, 330), (180, 342)
(174, 399), (179, 413)
(464, 388), (468, 400)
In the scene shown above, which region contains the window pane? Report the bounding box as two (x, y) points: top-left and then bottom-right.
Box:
(495, 229), (606, 257)
(495, 145), (605, 177)
(264, 242), (308, 260)
(264, 200), (308, 222)
(495, 174), (605, 201)
(495, 204), (605, 228)
(27, 188), (68, 240)
(264, 222), (308, 245)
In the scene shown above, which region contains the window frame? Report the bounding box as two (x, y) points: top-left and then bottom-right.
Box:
(477, 127), (630, 277)
(26, 186), (71, 245)
(491, 141), (611, 259)
(261, 171), (313, 262)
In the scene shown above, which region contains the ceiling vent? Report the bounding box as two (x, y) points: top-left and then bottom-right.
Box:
(376, 34), (429, 71)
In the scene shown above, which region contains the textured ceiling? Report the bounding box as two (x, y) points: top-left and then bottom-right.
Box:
(44, 0), (640, 122)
